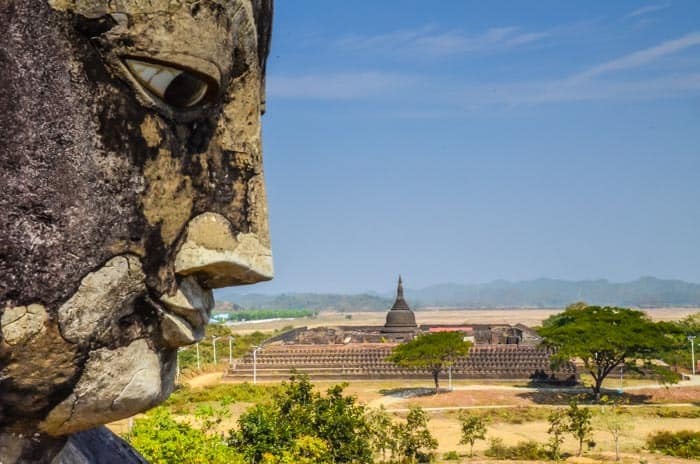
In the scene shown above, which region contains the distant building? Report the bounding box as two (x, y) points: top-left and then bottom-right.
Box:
(381, 276), (418, 338)
(226, 275), (577, 384)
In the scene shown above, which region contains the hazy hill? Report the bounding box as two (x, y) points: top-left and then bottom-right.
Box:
(214, 291), (392, 312)
(215, 277), (700, 311)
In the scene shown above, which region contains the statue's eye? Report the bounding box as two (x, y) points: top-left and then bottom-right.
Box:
(124, 58), (214, 108)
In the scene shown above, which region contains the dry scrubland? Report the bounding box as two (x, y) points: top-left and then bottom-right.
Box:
(110, 374), (700, 463)
(111, 307), (700, 463)
(226, 307), (699, 334)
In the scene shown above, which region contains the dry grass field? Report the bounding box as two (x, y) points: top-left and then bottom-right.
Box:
(110, 372), (700, 463)
(111, 307), (699, 462)
(225, 307), (699, 334)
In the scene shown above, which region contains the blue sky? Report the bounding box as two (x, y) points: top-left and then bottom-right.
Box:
(223, 1), (700, 296)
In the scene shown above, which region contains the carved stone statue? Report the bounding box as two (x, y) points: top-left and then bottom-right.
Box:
(0, 0), (273, 461)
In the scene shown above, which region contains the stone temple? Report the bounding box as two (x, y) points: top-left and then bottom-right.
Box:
(381, 276), (418, 338)
(226, 277), (577, 383)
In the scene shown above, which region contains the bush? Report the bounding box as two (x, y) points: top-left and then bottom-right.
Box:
(484, 438), (548, 460)
(647, 430), (700, 459)
(230, 375), (373, 464)
(164, 383), (276, 413)
(123, 407), (243, 464)
(442, 450), (460, 460)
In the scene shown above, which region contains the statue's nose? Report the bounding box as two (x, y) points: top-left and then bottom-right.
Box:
(173, 212), (273, 289)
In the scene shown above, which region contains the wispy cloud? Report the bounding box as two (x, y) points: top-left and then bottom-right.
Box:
(572, 31), (700, 80)
(269, 33), (700, 111)
(478, 73), (700, 106)
(626, 3), (670, 19)
(268, 72), (417, 100)
(336, 25), (549, 57)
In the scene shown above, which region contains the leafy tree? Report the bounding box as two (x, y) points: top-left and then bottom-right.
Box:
(566, 397), (592, 457)
(547, 408), (567, 461)
(539, 305), (677, 400)
(366, 406), (395, 462)
(230, 374), (372, 464)
(458, 413), (487, 457)
(656, 313), (700, 372)
(597, 399), (633, 462)
(393, 406), (438, 464)
(233, 403), (290, 463)
(262, 436), (333, 464)
(389, 332), (472, 393)
(124, 407), (243, 464)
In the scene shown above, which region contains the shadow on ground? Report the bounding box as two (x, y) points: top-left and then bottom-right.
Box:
(516, 388), (653, 405)
(379, 387), (445, 398)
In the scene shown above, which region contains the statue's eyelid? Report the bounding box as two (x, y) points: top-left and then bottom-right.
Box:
(121, 57), (219, 110)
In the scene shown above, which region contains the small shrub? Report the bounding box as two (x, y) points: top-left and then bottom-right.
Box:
(164, 383), (276, 413)
(647, 430), (700, 459)
(442, 450), (460, 460)
(484, 438), (547, 460)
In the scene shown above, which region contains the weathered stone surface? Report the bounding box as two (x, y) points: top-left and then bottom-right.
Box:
(0, 0), (273, 460)
(58, 255), (145, 344)
(1, 304), (48, 346)
(159, 275), (213, 329)
(160, 312), (199, 348)
(39, 339), (163, 436)
(52, 426), (148, 464)
(175, 212), (274, 288)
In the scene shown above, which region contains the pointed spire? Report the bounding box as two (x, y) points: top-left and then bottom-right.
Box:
(383, 274), (417, 332)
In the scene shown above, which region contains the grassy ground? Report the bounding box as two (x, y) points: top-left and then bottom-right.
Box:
(109, 371), (700, 463)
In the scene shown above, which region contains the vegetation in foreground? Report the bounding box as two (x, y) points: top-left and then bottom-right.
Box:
(646, 430), (700, 459)
(126, 375), (439, 464)
(123, 375), (700, 463)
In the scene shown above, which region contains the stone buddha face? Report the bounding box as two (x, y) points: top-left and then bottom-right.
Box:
(0, 0), (273, 436)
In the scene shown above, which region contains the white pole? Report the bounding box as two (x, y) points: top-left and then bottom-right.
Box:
(689, 336), (697, 376)
(212, 336), (219, 365)
(253, 345), (260, 384)
(448, 365), (453, 391)
(229, 336), (233, 367)
(176, 348), (180, 384)
(620, 364), (623, 390)
(196, 342), (201, 369)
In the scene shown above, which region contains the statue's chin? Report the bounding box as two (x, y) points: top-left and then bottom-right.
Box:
(39, 341), (177, 436)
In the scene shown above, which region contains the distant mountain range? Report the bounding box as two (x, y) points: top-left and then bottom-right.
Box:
(214, 277), (700, 311)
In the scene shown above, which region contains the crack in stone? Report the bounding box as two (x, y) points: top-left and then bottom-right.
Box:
(110, 367), (148, 411)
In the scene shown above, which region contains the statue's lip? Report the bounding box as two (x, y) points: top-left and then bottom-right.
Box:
(156, 277), (213, 347)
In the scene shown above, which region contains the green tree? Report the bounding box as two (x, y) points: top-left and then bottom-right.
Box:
(458, 413), (487, 457)
(393, 406), (438, 464)
(547, 408), (567, 461)
(124, 407), (243, 464)
(262, 436), (333, 464)
(597, 400), (633, 462)
(230, 375), (372, 464)
(656, 313), (700, 372)
(366, 406), (395, 462)
(566, 397), (592, 457)
(538, 305), (677, 400)
(388, 332), (472, 393)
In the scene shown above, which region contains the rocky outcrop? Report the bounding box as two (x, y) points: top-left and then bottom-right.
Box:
(0, 0), (274, 462)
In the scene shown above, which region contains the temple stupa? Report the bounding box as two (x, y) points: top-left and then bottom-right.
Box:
(382, 276), (418, 335)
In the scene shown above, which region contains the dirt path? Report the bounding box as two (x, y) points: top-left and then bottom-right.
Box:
(182, 371), (225, 388)
(367, 377), (700, 409)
